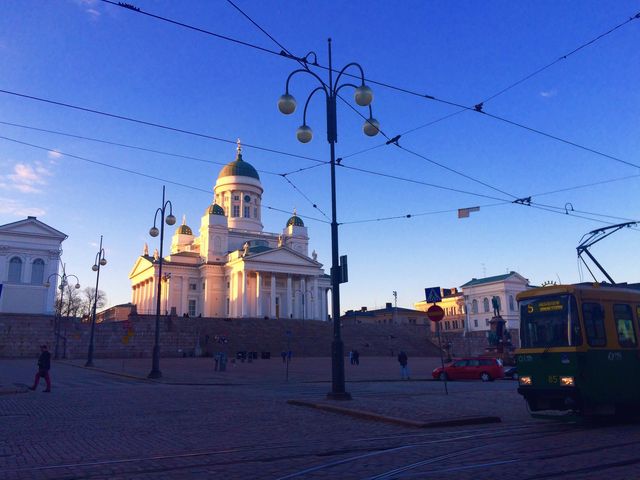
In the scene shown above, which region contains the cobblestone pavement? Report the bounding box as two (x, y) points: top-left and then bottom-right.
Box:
(3, 358), (640, 479)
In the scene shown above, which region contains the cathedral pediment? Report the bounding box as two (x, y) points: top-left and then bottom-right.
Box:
(129, 256), (154, 279)
(235, 246), (321, 269)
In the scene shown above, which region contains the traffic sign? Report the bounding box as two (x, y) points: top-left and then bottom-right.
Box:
(425, 287), (442, 303)
(426, 305), (445, 323)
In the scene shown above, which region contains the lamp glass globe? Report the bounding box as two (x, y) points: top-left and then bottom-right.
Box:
(354, 85), (373, 106)
(165, 214), (176, 226)
(75, 283), (81, 289)
(149, 226), (159, 237)
(100, 258), (107, 266)
(363, 117), (380, 137)
(92, 264), (99, 272)
(278, 94), (297, 115)
(296, 125), (313, 143)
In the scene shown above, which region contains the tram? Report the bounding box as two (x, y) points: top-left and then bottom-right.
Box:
(516, 282), (640, 415)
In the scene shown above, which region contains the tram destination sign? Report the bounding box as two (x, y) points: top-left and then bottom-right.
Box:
(526, 298), (566, 315)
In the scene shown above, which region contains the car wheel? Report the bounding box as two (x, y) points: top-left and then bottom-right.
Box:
(480, 372), (491, 382)
(439, 372), (448, 381)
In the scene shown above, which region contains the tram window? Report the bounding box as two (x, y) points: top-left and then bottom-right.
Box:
(520, 295), (581, 348)
(583, 303), (607, 347)
(614, 304), (636, 348)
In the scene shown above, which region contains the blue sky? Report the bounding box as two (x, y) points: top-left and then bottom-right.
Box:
(0, 0), (638, 312)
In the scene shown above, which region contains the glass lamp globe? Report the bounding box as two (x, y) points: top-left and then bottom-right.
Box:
(75, 283), (81, 289)
(44, 282), (50, 288)
(278, 94), (297, 115)
(165, 214), (176, 226)
(354, 85), (373, 106)
(363, 117), (380, 137)
(149, 226), (159, 237)
(296, 124), (313, 143)
(100, 258), (107, 266)
(92, 264), (99, 272)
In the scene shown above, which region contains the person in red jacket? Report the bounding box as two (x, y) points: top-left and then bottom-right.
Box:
(29, 345), (51, 392)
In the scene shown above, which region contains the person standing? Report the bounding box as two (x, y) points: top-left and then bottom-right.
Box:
(398, 351), (410, 380)
(29, 345), (51, 392)
(353, 350), (360, 366)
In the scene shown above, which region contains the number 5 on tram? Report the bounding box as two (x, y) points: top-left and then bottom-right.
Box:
(516, 283), (640, 415)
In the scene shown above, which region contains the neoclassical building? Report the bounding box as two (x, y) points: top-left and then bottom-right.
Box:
(0, 216), (67, 314)
(129, 143), (331, 320)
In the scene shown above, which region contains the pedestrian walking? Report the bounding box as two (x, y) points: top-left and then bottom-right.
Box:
(353, 350), (360, 366)
(398, 351), (410, 380)
(29, 345), (51, 392)
(348, 350), (353, 365)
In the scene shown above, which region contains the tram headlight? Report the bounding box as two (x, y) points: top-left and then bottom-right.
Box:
(519, 376), (532, 386)
(560, 376), (575, 387)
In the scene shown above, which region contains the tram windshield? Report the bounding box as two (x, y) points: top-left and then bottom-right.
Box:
(520, 294), (582, 348)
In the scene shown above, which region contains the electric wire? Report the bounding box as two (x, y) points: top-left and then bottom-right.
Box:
(280, 175), (330, 221)
(0, 134), (330, 224)
(0, 89), (325, 165)
(98, 0), (636, 168)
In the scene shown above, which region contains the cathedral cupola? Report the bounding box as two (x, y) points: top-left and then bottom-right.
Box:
(171, 215), (195, 253)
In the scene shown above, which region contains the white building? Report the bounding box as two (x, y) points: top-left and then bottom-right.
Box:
(0, 216), (67, 314)
(129, 143), (331, 319)
(461, 271), (531, 335)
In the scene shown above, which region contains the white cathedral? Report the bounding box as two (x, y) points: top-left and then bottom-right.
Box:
(129, 142), (331, 320)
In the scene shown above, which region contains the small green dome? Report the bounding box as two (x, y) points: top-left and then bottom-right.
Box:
(177, 224), (193, 235)
(217, 147), (260, 180)
(286, 215), (304, 227)
(208, 203), (225, 216)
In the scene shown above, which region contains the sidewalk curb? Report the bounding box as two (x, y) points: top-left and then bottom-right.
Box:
(0, 388), (28, 396)
(57, 361), (239, 386)
(287, 399), (501, 428)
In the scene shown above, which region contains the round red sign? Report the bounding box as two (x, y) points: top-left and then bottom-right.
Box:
(426, 305), (445, 322)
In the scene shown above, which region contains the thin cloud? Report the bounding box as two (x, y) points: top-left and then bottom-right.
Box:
(86, 8), (101, 18)
(1, 162), (52, 194)
(540, 89), (557, 98)
(0, 197), (46, 217)
(48, 150), (63, 159)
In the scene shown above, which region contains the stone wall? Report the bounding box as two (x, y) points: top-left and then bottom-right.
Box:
(0, 313), (442, 359)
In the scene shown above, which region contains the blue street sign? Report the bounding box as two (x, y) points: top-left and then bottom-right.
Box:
(425, 287), (442, 303)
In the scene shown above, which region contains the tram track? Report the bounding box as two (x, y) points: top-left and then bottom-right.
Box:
(4, 423), (563, 479)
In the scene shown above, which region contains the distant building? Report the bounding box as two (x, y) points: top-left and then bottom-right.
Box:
(414, 288), (466, 334)
(461, 271), (531, 339)
(0, 216), (67, 314)
(96, 303), (136, 323)
(129, 142), (331, 319)
(342, 303), (431, 327)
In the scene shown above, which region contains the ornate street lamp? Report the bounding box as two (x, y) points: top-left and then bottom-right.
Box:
(148, 185), (176, 379)
(45, 263), (80, 360)
(85, 235), (107, 367)
(278, 39), (380, 400)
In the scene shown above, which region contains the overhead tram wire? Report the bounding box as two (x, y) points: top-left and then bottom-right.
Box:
(101, 0), (637, 168)
(0, 134), (329, 225)
(280, 175), (330, 221)
(0, 89), (325, 166)
(0, 120), (283, 177)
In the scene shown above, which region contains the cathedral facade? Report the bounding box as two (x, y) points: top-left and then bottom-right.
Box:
(129, 144), (331, 320)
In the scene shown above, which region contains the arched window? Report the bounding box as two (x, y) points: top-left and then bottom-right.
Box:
(483, 297), (490, 313)
(8, 257), (22, 283)
(471, 299), (478, 313)
(509, 295), (515, 311)
(31, 259), (45, 285)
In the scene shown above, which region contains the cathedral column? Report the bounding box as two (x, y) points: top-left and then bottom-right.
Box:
(241, 270), (248, 318)
(286, 275), (292, 319)
(256, 271), (262, 318)
(229, 272), (235, 317)
(313, 277), (319, 320)
(270, 273), (276, 318)
(300, 277), (307, 320)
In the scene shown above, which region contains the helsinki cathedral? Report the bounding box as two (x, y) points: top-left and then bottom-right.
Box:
(129, 142), (331, 320)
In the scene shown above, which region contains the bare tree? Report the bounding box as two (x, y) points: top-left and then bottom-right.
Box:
(55, 285), (85, 319)
(81, 287), (107, 319)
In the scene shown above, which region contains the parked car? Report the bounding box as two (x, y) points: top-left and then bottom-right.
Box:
(432, 357), (504, 382)
(504, 366), (518, 380)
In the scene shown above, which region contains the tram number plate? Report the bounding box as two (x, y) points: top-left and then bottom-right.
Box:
(548, 375), (559, 384)
(607, 352), (622, 361)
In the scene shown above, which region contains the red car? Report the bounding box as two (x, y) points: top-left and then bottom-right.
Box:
(432, 357), (504, 382)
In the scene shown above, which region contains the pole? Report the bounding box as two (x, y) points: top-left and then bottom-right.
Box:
(86, 235), (103, 367)
(54, 278), (64, 360)
(436, 320), (448, 395)
(149, 186), (165, 379)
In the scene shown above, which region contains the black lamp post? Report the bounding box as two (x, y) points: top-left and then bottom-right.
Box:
(46, 263), (80, 360)
(85, 235), (107, 367)
(148, 185), (176, 379)
(278, 39), (380, 400)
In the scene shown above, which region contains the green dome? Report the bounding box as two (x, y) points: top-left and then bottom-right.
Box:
(207, 203), (225, 216)
(177, 224), (193, 235)
(286, 215), (304, 227)
(217, 152), (260, 180)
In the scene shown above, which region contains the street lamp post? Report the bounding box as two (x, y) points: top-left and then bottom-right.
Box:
(148, 185), (176, 379)
(278, 39), (380, 400)
(85, 235), (107, 367)
(45, 263), (80, 360)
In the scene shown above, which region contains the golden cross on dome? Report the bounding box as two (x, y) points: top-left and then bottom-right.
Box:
(182, 214), (186, 225)
(236, 138), (242, 154)
(293, 208), (297, 216)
